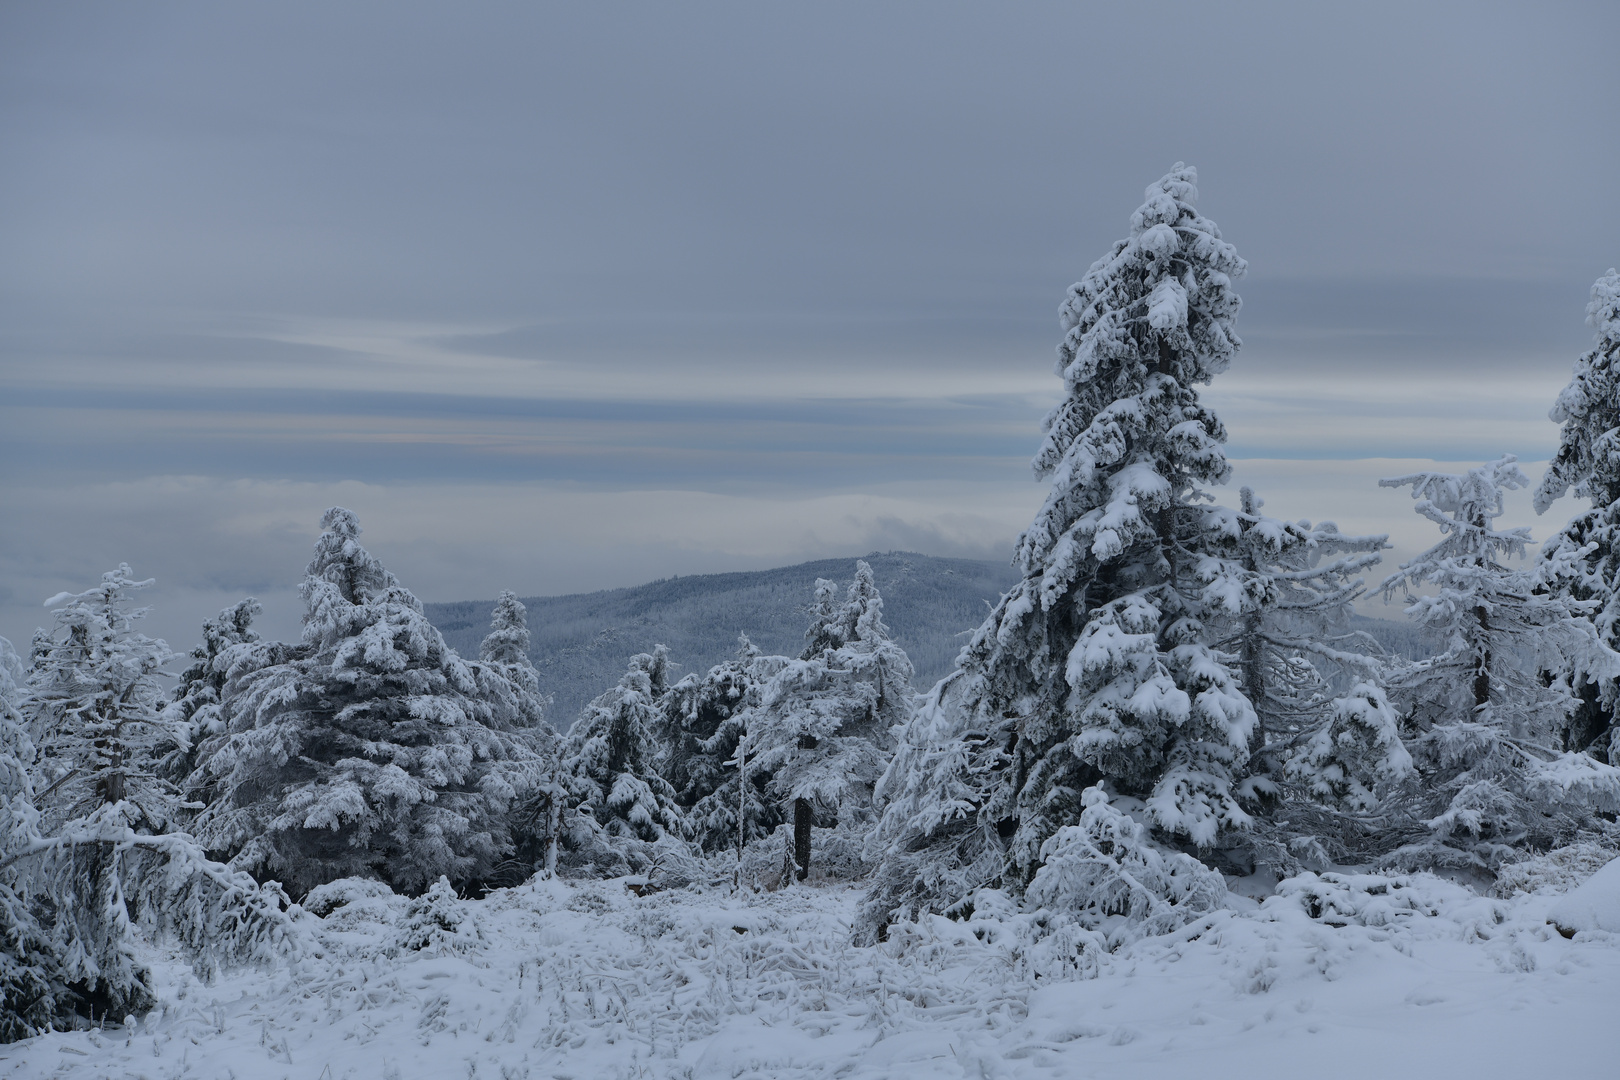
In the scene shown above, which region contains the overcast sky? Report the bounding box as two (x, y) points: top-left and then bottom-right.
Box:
(3, 1), (1618, 650)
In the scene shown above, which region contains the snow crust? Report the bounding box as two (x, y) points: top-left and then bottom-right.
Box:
(2, 870), (1614, 1079)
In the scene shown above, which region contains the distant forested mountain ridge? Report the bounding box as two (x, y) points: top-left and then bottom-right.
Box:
(425, 553), (1022, 727)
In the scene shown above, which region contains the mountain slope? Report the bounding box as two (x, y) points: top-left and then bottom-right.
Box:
(425, 552), (1022, 727)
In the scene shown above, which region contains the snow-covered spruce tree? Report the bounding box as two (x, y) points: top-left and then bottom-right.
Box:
(862, 165), (1254, 939)
(745, 562), (912, 882)
(474, 593), (568, 883)
(478, 591), (540, 705)
(1, 622), (296, 1040)
(0, 635), (65, 1038)
(1534, 270), (1620, 762)
(657, 635), (786, 854)
(158, 598), (261, 786)
(189, 508), (540, 897)
(26, 566), (178, 832)
(468, 589), (555, 750)
(559, 649), (686, 874)
(1284, 681), (1413, 815)
(1380, 457), (1620, 871)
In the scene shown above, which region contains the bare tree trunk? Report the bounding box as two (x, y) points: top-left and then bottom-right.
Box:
(793, 798), (812, 882)
(1239, 487), (1266, 756)
(791, 732), (818, 882)
(544, 788), (560, 878)
(734, 742), (747, 891)
(1473, 604), (1492, 711)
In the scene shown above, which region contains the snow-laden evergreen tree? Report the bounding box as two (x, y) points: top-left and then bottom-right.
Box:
(1284, 681), (1413, 814)
(657, 635), (786, 854)
(1, 618), (296, 1041)
(1534, 269), (1620, 761)
(1380, 456), (1620, 870)
(1214, 487), (1387, 776)
(561, 649), (684, 850)
(0, 635), (63, 1038)
(474, 593), (568, 882)
(26, 566), (178, 831)
(189, 508), (540, 897)
(744, 562), (912, 881)
(158, 598), (261, 785)
(1024, 787), (1226, 947)
(473, 592), (554, 735)
(862, 165), (1255, 938)
(479, 591), (537, 694)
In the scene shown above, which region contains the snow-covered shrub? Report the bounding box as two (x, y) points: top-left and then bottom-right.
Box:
(1269, 871), (1444, 928)
(801, 823), (875, 883)
(733, 825), (796, 891)
(1024, 788), (1225, 946)
(1545, 856), (1620, 934)
(303, 875), (399, 918)
(396, 876), (474, 952)
(1493, 843), (1618, 898)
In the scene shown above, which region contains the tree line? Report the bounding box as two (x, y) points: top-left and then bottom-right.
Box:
(3, 162), (1618, 1036)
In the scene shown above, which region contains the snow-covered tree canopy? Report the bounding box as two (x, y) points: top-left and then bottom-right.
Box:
(1379, 458), (1620, 868)
(1535, 270), (1620, 513)
(563, 649), (684, 845)
(190, 508), (545, 897)
(658, 635), (786, 853)
(1534, 270), (1620, 761)
(27, 565), (177, 830)
(928, 165), (1257, 893)
(160, 597), (261, 783)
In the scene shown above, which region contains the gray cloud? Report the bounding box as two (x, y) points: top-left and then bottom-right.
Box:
(2, 1), (1617, 656)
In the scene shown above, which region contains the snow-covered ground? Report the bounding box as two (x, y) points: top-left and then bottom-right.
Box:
(2, 869), (1616, 1080)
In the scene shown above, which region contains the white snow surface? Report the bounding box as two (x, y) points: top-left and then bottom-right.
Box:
(2, 871), (1616, 1080)
(1547, 855), (1620, 935)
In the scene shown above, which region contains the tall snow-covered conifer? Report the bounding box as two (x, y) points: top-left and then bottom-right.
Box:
(1534, 270), (1620, 761)
(474, 592), (568, 881)
(863, 165), (1255, 935)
